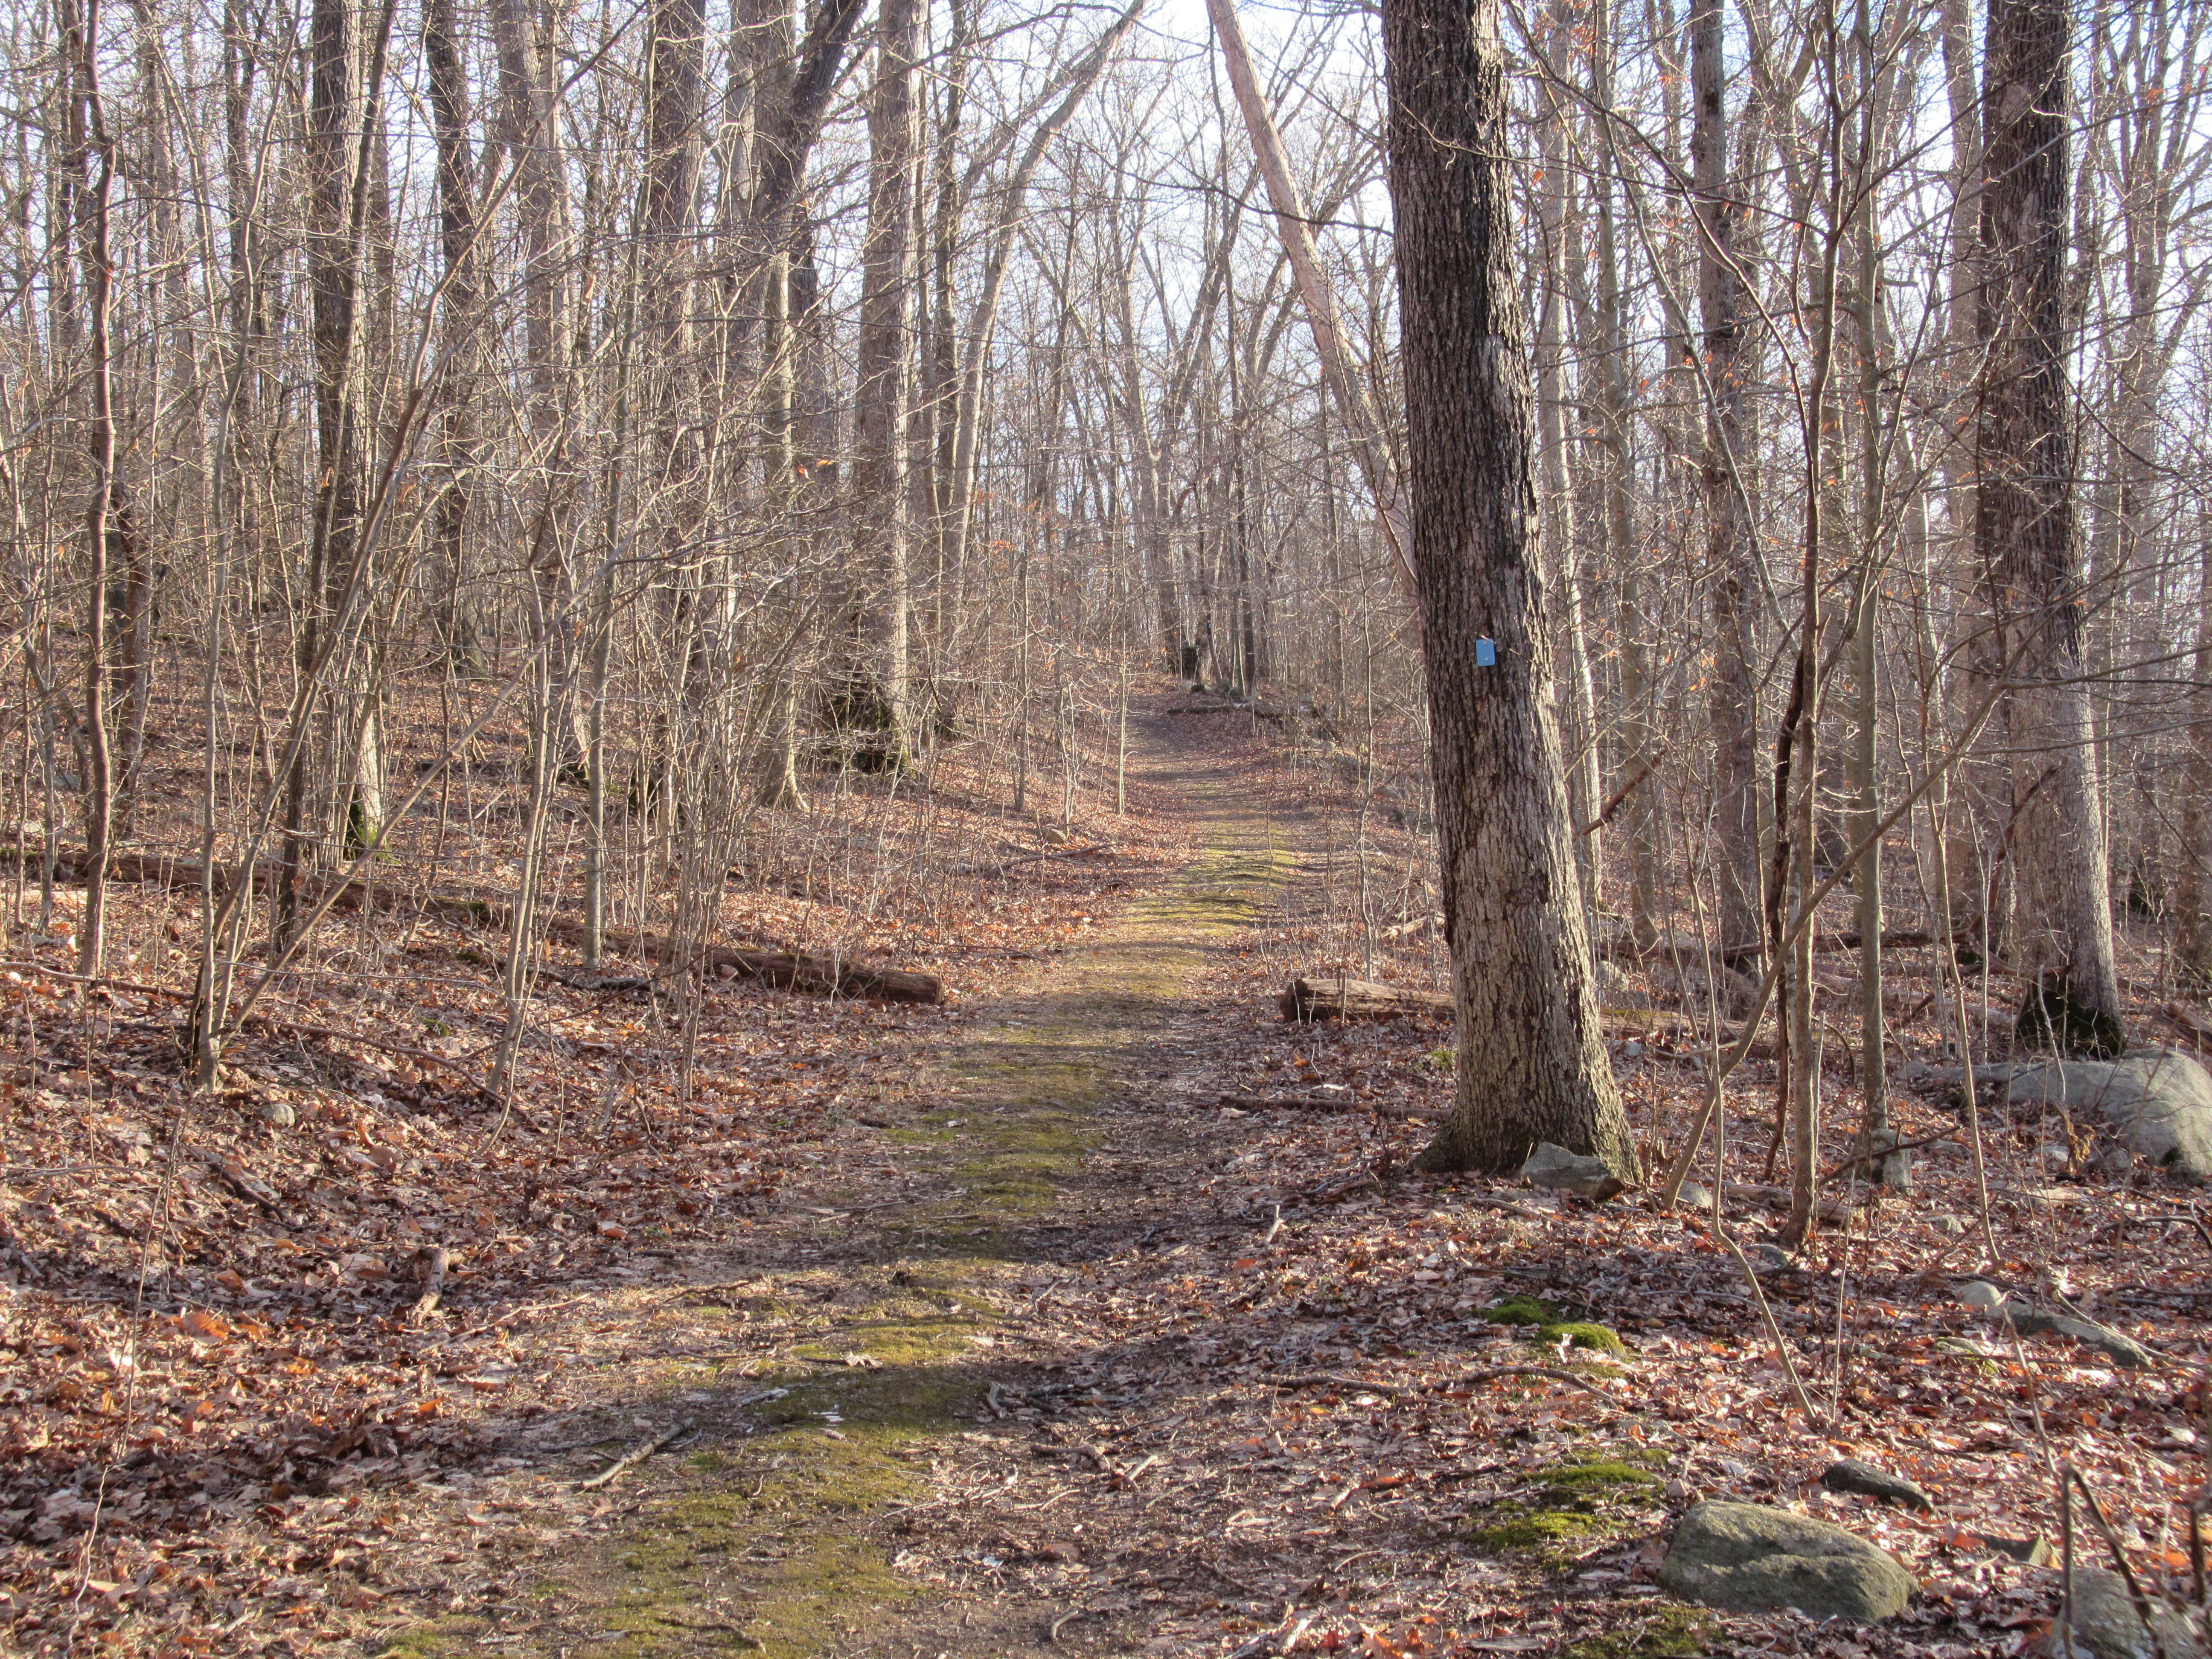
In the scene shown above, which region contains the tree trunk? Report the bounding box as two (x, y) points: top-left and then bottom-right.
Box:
(280, 0), (364, 945)
(1976, 0), (2123, 1046)
(2176, 538), (2212, 978)
(1691, 0), (1762, 968)
(1207, 0), (1411, 605)
(423, 0), (478, 669)
(1590, 3), (1658, 955)
(71, 0), (114, 976)
(850, 0), (921, 771)
(1381, 0), (1638, 1180)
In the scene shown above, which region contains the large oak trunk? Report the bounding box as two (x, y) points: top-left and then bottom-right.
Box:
(1976, 0), (2123, 1044)
(1380, 0), (1638, 1179)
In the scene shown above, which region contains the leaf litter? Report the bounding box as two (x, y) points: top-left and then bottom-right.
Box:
(2, 690), (2210, 1659)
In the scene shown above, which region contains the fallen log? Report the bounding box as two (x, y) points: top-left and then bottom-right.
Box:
(23, 850), (943, 1005)
(1380, 911), (1444, 941)
(536, 919), (942, 1004)
(1279, 975), (1452, 1022)
(1596, 920), (1967, 961)
(1218, 1091), (1442, 1122)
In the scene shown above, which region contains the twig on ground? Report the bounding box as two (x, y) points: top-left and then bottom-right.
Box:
(1267, 1365), (1625, 1403)
(409, 1246), (450, 1324)
(577, 1417), (696, 1491)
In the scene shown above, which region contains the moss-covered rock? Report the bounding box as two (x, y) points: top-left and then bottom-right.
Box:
(1481, 1298), (1630, 1359)
(1543, 1458), (1661, 1496)
(1543, 1321), (1630, 1359)
(1485, 1295), (1560, 1327)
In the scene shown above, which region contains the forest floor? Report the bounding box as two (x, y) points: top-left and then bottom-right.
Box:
(6, 690), (2212, 1659)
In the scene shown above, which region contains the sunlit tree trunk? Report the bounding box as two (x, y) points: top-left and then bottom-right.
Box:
(1382, 0), (1637, 1180)
(1977, 0), (2123, 1048)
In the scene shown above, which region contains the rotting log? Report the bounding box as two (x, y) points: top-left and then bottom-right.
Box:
(537, 920), (941, 1004)
(1219, 1092), (1442, 1122)
(23, 850), (943, 1005)
(1279, 974), (1453, 1022)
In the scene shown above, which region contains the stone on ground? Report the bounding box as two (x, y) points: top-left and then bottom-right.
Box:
(1819, 1458), (1933, 1511)
(1656, 1500), (1915, 1621)
(2004, 1048), (2212, 1180)
(2039, 1567), (2209, 1658)
(1522, 1142), (1626, 1201)
(2005, 1306), (2157, 1370)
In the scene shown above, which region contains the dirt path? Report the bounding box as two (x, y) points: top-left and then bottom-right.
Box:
(390, 713), (1310, 1659)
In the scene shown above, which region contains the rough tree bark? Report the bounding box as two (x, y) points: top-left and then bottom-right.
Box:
(1976, 0), (2124, 1048)
(848, 0), (921, 770)
(71, 0), (115, 975)
(2177, 537), (2212, 978)
(1382, 0), (1639, 1179)
(1691, 0), (1763, 968)
(423, 0), (478, 668)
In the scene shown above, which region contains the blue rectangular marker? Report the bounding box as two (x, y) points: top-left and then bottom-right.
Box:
(1476, 637), (1497, 667)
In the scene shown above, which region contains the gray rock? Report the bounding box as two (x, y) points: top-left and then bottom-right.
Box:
(2097, 1144), (2137, 1176)
(1935, 1336), (2003, 1361)
(2005, 1307), (2157, 1370)
(1927, 1061), (2032, 1091)
(1601, 962), (1654, 1011)
(1982, 1534), (2050, 1567)
(1657, 1500), (1916, 1621)
(1839, 1127), (1915, 1190)
(1749, 1244), (1792, 1274)
(1955, 1280), (2156, 1368)
(1522, 1141), (1627, 1202)
(1675, 1181), (1714, 1211)
(2005, 1048), (2212, 1180)
(259, 1101), (297, 1128)
(1653, 962), (1759, 1019)
(2040, 1567), (2208, 1659)
(1820, 1458), (1934, 1511)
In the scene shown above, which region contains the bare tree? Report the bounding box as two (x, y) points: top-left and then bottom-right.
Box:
(1382, 0), (1637, 1178)
(1977, 0), (2124, 1052)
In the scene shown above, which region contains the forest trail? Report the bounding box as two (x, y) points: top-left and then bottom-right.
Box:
(394, 710), (1309, 1659)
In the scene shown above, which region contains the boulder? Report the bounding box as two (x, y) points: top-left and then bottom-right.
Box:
(1522, 1142), (1627, 1202)
(2004, 1048), (2212, 1180)
(2006, 1307), (2157, 1371)
(1954, 1281), (2157, 1369)
(1819, 1459), (1934, 1511)
(1838, 1126), (1914, 1190)
(2040, 1567), (2209, 1659)
(1657, 1501), (1915, 1621)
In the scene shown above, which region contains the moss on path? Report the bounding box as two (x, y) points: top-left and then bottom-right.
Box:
(391, 725), (1293, 1659)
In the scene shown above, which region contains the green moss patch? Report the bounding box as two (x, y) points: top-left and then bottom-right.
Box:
(1564, 1608), (1714, 1659)
(1484, 1295), (1561, 1327)
(1540, 1321), (1630, 1359)
(1465, 1451), (1665, 1566)
(1467, 1510), (1599, 1551)
(386, 809), (1301, 1658)
(1483, 1298), (1629, 1359)
(1538, 1457), (1662, 1495)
